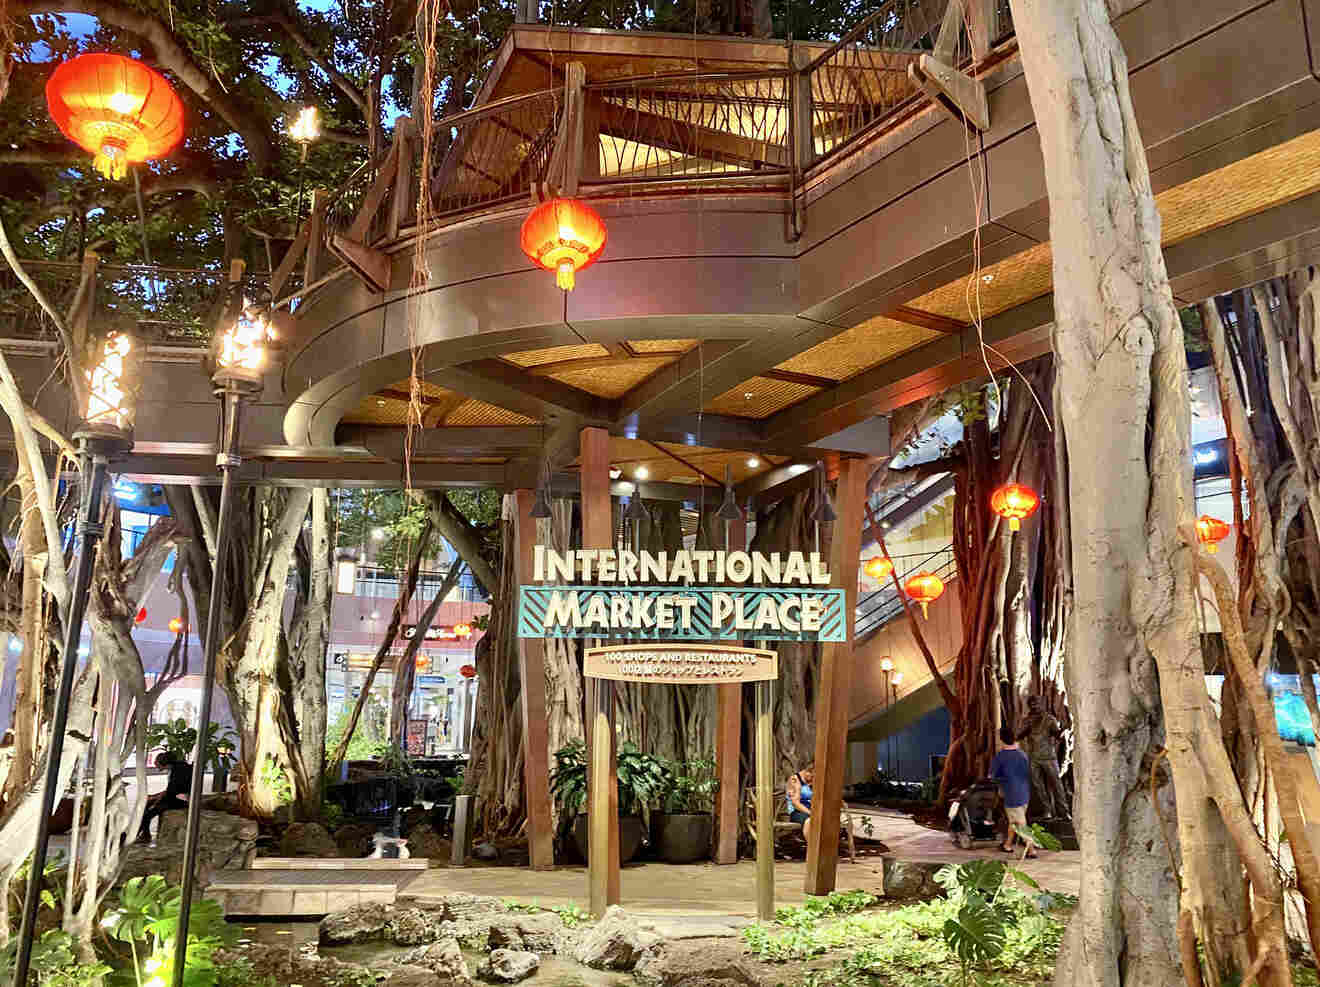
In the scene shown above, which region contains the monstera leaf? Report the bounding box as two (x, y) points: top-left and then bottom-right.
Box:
(942, 894), (1007, 968)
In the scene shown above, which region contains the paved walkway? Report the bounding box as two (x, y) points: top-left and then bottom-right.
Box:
(400, 810), (1079, 917)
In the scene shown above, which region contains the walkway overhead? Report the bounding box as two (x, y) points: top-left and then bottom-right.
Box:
(6, 0), (1320, 497)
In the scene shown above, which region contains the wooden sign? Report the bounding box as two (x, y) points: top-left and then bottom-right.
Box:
(583, 643), (777, 685)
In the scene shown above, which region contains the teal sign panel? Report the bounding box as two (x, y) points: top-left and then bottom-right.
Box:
(516, 585), (847, 642)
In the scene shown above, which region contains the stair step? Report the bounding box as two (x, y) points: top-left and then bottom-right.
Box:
(251, 856), (429, 870)
(208, 867), (419, 917)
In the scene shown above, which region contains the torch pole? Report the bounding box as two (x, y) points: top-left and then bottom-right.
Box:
(172, 381), (247, 987)
(14, 439), (113, 986)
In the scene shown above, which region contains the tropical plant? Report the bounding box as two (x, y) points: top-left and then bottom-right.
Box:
(146, 719), (238, 777)
(549, 740), (672, 816)
(660, 756), (718, 814)
(941, 894), (1007, 987)
(254, 755), (293, 808)
(374, 741), (414, 779)
(0, 930), (111, 987)
(101, 874), (235, 987)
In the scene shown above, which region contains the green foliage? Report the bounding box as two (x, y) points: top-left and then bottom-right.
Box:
(146, 720), (237, 777)
(101, 874), (235, 987)
(550, 903), (591, 927)
(375, 741), (415, 779)
(502, 899), (542, 913)
(1015, 823), (1063, 853)
(326, 700), (388, 763)
(255, 755), (293, 807)
(942, 895), (1007, 987)
(214, 958), (278, 987)
(550, 740), (672, 816)
(0, 931), (111, 987)
(660, 756), (718, 814)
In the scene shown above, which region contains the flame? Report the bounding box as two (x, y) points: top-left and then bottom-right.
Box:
(85, 332), (132, 428)
(289, 106), (320, 143)
(217, 309), (274, 372)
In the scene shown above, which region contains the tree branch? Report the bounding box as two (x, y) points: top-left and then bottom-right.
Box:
(238, 9), (368, 116)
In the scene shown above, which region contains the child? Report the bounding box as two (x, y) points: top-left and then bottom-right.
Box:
(989, 724), (1036, 858)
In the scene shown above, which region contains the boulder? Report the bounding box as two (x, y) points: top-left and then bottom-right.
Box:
(572, 906), (661, 970)
(121, 809), (256, 887)
(335, 822), (379, 858)
(279, 821), (341, 858)
(487, 912), (563, 953)
(477, 949), (540, 984)
(881, 857), (946, 901)
(320, 902), (392, 944)
(389, 906), (444, 945)
(399, 938), (469, 980)
(384, 963), (442, 987)
(633, 940), (759, 987)
(407, 822), (451, 862)
(440, 893), (506, 921)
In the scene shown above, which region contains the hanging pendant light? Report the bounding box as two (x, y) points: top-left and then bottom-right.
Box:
(519, 198), (607, 291)
(1195, 515), (1231, 553)
(717, 464), (743, 522)
(811, 461), (837, 523)
(990, 482), (1040, 532)
(46, 53), (185, 180)
(624, 482), (650, 524)
(904, 572), (945, 619)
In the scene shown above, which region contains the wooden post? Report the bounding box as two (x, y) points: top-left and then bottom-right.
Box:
(306, 189), (327, 284)
(388, 116), (414, 240)
(755, 676), (775, 920)
(804, 457), (868, 895)
(580, 426), (619, 914)
(715, 513), (747, 865)
(515, 489), (555, 871)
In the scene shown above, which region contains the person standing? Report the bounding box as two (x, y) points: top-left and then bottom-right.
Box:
(990, 725), (1036, 857)
(785, 764), (815, 841)
(1017, 695), (1070, 819)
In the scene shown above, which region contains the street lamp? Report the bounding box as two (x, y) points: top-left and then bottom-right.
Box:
(288, 105), (320, 225)
(172, 307), (274, 987)
(15, 330), (139, 986)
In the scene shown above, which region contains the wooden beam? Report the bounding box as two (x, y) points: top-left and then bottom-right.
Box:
(521, 355), (647, 377)
(598, 99), (789, 170)
(715, 511), (746, 865)
(581, 426), (620, 913)
(646, 440), (723, 487)
(515, 488), (555, 871)
(908, 55), (989, 133)
(347, 138), (402, 243)
(270, 226), (310, 299)
(389, 116), (414, 240)
(889, 305), (967, 335)
(453, 358), (616, 421)
(763, 368), (837, 388)
(328, 234), (393, 293)
(306, 189), (327, 284)
(804, 456), (867, 895)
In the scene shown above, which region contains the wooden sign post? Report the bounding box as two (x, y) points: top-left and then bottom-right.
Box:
(584, 643), (779, 919)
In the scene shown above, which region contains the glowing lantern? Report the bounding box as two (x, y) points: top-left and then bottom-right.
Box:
(213, 305), (277, 384)
(82, 331), (140, 437)
(135, 607), (147, 624)
(168, 617), (183, 634)
(46, 53), (185, 180)
(990, 482), (1040, 532)
(863, 556), (894, 582)
(904, 572), (945, 619)
(288, 106), (320, 147)
(519, 198), (607, 291)
(460, 664), (477, 679)
(454, 622), (472, 638)
(1196, 515), (1231, 553)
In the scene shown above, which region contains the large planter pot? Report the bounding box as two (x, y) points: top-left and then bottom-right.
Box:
(654, 812), (713, 863)
(570, 814), (646, 864)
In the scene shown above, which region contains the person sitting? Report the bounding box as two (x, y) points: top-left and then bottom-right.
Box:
(990, 725), (1037, 858)
(785, 763), (815, 841)
(137, 751), (193, 843)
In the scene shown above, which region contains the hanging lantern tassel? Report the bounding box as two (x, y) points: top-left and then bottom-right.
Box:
(990, 482), (1040, 532)
(904, 572), (945, 620)
(1196, 515), (1231, 553)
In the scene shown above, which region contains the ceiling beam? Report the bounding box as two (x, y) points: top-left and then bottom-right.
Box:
(448, 358), (616, 421)
(889, 305), (967, 334)
(615, 339), (750, 422)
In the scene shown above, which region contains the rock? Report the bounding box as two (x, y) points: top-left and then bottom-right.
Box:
(472, 841), (499, 861)
(633, 940), (759, 987)
(335, 822), (378, 858)
(572, 905), (661, 970)
(438, 917), (499, 951)
(384, 963), (442, 987)
(881, 857), (946, 901)
(407, 822), (451, 862)
(399, 938), (469, 980)
(478, 949), (540, 983)
(279, 821), (341, 858)
(401, 804), (431, 833)
(487, 912), (564, 953)
(440, 892), (507, 920)
(389, 906), (443, 945)
(320, 902), (392, 944)
(121, 809), (256, 888)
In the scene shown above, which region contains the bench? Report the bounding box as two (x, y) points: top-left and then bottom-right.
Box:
(744, 788), (857, 863)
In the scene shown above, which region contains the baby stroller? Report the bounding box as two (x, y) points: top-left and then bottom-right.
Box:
(949, 779), (1002, 850)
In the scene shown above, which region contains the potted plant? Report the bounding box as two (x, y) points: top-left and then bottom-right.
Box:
(551, 740), (670, 864)
(145, 719), (238, 793)
(654, 756), (718, 863)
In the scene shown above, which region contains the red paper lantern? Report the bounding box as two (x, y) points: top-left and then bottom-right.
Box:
(862, 556), (894, 582)
(454, 622), (472, 638)
(1196, 515), (1231, 553)
(135, 606), (147, 624)
(460, 664), (477, 679)
(168, 617), (183, 634)
(519, 198), (606, 291)
(46, 53), (185, 180)
(990, 482), (1040, 532)
(904, 572), (945, 619)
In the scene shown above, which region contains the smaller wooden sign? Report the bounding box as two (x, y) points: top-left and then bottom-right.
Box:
(584, 643), (777, 685)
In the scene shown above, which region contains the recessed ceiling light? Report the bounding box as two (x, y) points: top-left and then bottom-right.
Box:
(747, 457), (760, 468)
(635, 466), (650, 480)
(982, 273), (995, 283)
(744, 392), (754, 400)
(376, 398), (386, 407)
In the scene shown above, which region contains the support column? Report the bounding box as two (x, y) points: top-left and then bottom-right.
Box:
(515, 489), (554, 871)
(804, 457), (868, 895)
(581, 426), (619, 913)
(715, 512), (747, 864)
